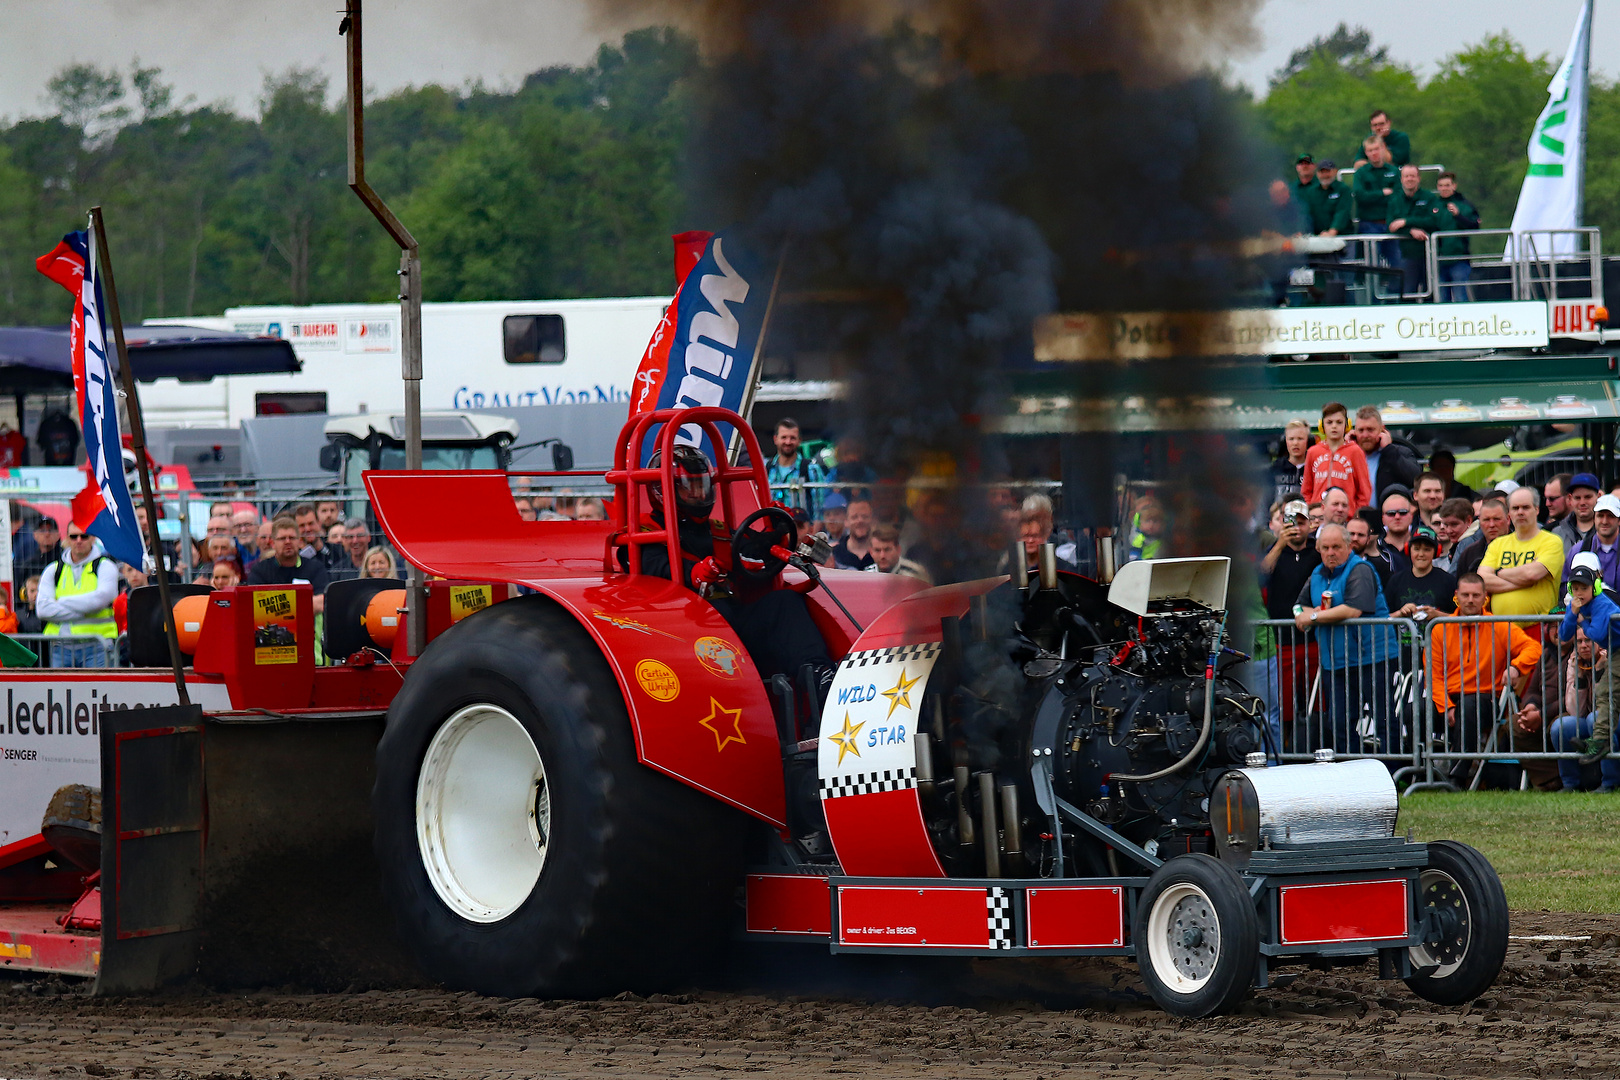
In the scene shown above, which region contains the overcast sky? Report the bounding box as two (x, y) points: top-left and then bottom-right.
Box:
(0, 0), (1608, 121)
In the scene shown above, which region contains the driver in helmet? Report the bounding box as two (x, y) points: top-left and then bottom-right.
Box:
(624, 444), (831, 689)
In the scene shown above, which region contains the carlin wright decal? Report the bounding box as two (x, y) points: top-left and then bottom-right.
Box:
(35, 225), (144, 568)
(630, 229), (770, 465)
(817, 642), (946, 877)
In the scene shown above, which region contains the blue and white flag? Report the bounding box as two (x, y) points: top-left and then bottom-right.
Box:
(634, 230), (770, 464)
(36, 224), (146, 569)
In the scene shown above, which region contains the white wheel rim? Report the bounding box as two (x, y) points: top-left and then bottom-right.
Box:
(416, 703), (550, 923)
(1146, 882), (1222, 993)
(1409, 867), (1470, 978)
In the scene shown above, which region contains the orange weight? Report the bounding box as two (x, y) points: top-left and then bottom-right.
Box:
(173, 594), (210, 654)
(365, 589), (408, 649)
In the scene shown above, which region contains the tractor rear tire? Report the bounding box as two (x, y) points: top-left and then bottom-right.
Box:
(373, 595), (743, 997)
(1133, 853), (1260, 1017)
(1404, 840), (1508, 1006)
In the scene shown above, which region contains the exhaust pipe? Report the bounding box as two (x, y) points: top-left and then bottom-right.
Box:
(1095, 528), (1117, 584)
(914, 732), (935, 796)
(978, 771), (1001, 877)
(955, 766), (975, 847)
(1038, 543), (1059, 591)
(999, 783), (1024, 876)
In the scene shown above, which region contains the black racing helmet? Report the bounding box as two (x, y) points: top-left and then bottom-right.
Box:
(648, 444), (716, 520)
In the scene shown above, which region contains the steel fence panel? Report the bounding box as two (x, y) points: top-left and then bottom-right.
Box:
(1406, 614), (1604, 794)
(9, 633), (119, 669)
(1252, 617), (1422, 774)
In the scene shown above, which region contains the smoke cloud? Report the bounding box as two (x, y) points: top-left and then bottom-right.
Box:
(603, 0), (1270, 562)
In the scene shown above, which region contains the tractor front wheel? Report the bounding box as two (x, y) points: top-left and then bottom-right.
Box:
(1133, 854), (1260, 1017)
(1404, 840), (1508, 1006)
(373, 596), (741, 997)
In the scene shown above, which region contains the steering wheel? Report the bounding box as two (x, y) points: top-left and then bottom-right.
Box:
(730, 506), (798, 583)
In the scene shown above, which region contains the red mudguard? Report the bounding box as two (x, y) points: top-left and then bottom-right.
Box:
(817, 578), (1008, 877)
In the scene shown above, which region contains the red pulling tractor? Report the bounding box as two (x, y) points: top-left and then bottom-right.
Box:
(0, 406), (1507, 1016)
(363, 406), (1507, 1017)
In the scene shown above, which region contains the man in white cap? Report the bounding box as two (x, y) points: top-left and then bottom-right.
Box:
(1564, 493), (1620, 590)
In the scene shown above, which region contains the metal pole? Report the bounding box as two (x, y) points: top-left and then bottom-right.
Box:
(728, 244), (787, 466)
(343, 0), (426, 656)
(90, 206), (190, 706)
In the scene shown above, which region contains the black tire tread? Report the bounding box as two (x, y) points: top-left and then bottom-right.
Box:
(1403, 839), (1509, 1006)
(1132, 853), (1260, 1018)
(374, 595), (742, 997)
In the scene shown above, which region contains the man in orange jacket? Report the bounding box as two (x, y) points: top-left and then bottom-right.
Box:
(1430, 573), (1542, 740)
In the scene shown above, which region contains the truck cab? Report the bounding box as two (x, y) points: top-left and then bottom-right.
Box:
(319, 411), (521, 491)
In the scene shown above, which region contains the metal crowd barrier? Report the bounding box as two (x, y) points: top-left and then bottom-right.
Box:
(1247, 613), (1618, 795)
(1251, 617), (1424, 782)
(1406, 614), (1611, 794)
(7, 633), (119, 669)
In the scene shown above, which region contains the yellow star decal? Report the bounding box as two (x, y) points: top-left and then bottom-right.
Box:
(827, 711), (865, 766)
(880, 667), (922, 719)
(698, 697), (747, 752)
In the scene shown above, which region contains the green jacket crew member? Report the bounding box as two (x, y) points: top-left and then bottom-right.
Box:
(1368, 110), (1411, 168)
(1386, 170), (1448, 263)
(1351, 139), (1400, 225)
(1308, 160), (1353, 235)
(36, 524), (119, 668)
(1387, 164), (1449, 296)
(1292, 153), (1322, 221)
(1435, 173), (1480, 258)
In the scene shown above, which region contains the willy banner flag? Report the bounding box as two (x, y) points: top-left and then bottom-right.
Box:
(35, 225), (146, 568)
(630, 229), (769, 463)
(1509, 0), (1592, 251)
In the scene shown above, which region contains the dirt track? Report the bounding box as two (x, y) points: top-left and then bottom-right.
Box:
(3, 911), (1619, 1080)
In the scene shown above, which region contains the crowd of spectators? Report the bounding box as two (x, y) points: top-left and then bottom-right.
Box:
(1277, 109), (1481, 302)
(6, 495), (405, 668)
(1256, 399), (1620, 784)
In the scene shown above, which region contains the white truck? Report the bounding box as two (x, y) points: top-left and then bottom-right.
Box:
(143, 296), (669, 427)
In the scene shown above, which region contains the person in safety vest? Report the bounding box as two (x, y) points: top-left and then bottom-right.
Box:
(36, 523), (119, 668)
(624, 445), (832, 711)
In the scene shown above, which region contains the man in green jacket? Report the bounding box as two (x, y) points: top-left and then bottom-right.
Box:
(1386, 164), (1448, 298)
(1308, 160), (1353, 236)
(1369, 110), (1411, 167)
(1352, 137), (1401, 274)
(1435, 171), (1480, 302)
(1293, 153), (1321, 220)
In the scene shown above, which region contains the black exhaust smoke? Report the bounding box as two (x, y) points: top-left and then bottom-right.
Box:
(598, 0), (1271, 556)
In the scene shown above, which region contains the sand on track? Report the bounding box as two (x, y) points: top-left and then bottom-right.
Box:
(3, 911), (1619, 1080)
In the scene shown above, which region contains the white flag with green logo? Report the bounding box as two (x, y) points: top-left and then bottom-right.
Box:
(1509, 0), (1591, 251)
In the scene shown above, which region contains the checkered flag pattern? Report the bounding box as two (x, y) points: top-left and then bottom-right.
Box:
(986, 888), (1014, 949)
(841, 642), (942, 669)
(819, 767), (916, 800)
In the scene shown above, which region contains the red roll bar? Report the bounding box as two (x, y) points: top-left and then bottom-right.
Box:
(602, 407), (774, 579)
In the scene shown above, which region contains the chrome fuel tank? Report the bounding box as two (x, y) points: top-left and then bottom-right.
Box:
(1209, 757), (1398, 865)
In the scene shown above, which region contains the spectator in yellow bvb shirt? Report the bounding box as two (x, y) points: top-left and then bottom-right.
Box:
(1479, 487), (1565, 633)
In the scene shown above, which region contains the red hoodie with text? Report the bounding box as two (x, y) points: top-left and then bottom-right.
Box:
(1302, 439), (1372, 510)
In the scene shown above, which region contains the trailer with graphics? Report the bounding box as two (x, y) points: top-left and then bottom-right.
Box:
(0, 406), (1508, 1016)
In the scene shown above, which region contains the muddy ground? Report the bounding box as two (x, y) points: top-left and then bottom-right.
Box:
(2, 911), (1618, 1080)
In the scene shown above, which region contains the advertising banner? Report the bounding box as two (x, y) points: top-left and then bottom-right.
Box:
(0, 676), (231, 848)
(1034, 301), (1550, 362)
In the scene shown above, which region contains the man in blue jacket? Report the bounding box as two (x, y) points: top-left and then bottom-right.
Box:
(1293, 523), (1401, 754)
(1563, 563), (1620, 766)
